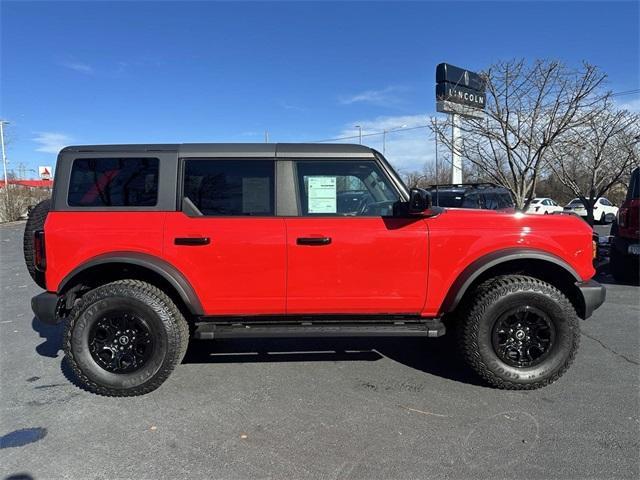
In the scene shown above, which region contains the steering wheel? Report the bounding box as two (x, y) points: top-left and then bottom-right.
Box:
(359, 200), (394, 216)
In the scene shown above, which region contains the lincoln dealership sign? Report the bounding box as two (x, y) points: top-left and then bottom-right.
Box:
(436, 63), (486, 117)
(436, 83), (485, 109)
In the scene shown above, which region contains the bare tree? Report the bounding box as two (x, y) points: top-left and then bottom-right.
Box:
(402, 158), (451, 188)
(432, 59), (608, 209)
(548, 104), (640, 224)
(0, 186), (51, 222)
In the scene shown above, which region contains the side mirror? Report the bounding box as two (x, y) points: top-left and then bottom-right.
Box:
(408, 188), (432, 213)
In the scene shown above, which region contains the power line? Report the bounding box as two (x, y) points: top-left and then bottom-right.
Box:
(312, 124), (430, 143)
(311, 89), (639, 144)
(610, 89), (640, 97)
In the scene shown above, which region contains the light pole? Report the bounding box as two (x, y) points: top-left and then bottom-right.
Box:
(355, 125), (362, 144)
(382, 124), (407, 155)
(0, 120), (9, 206)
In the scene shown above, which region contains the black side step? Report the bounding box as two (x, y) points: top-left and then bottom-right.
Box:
(193, 319), (446, 340)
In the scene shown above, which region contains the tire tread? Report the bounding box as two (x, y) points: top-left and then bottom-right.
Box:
(458, 274), (580, 390)
(63, 279), (189, 397)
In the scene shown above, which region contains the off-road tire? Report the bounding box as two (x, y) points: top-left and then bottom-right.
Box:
(23, 199), (51, 289)
(63, 279), (189, 396)
(458, 275), (580, 390)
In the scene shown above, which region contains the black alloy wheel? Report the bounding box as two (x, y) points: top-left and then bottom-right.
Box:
(89, 311), (154, 373)
(491, 306), (555, 368)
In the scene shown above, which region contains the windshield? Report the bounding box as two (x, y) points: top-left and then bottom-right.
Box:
(530, 199), (541, 204)
(568, 199), (585, 206)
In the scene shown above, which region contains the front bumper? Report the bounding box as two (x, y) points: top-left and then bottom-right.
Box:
(576, 280), (606, 319)
(31, 292), (61, 325)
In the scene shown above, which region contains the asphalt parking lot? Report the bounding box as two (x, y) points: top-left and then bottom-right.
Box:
(1, 221), (638, 480)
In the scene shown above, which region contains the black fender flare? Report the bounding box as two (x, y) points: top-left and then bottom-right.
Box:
(58, 252), (204, 315)
(440, 248), (581, 314)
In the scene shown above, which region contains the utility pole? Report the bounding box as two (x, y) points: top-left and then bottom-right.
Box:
(264, 130), (269, 143)
(434, 117), (439, 206)
(355, 125), (362, 144)
(0, 120), (10, 206)
(451, 113), (462, 184)
(382, 124), (406, 155)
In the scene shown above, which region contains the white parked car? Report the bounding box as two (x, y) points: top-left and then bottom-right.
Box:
(526, 197), (564, 215)
(564, 197), (618, 223)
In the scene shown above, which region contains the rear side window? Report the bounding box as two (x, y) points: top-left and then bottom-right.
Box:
(183, 159), (275, 216)
(461, 193), (481, 208)
(68, 158), (159, 207)
(498, 193), (514, 208)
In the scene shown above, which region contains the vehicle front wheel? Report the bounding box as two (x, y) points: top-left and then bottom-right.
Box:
(63, 280), (189, 396)
(458, 275), (580, 389)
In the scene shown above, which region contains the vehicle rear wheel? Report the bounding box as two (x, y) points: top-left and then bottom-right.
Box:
(63, 280), (189, 396)
(23, 199), (51, 289)
(458, 275), (580, 389)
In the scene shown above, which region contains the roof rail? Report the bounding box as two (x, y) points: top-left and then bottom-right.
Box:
(427, 182), (500, 189)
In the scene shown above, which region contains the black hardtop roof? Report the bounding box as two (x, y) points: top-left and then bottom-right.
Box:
(59, 143), (377, 158)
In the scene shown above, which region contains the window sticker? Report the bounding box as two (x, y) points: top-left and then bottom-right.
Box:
(307, 176), (337, 213)
(242, 177), (270, 213)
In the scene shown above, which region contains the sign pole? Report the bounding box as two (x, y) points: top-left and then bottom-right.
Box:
(0, 120), (10, 206)
(451, 113), (462, 184)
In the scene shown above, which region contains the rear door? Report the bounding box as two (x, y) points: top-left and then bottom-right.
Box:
(284, 159), (429, 314)
(163, 158), (286, 315)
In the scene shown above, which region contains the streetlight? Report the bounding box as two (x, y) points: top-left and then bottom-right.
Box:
(354, 125), (362, 144)
(382, 124), (407, 155)
(0, 120), (9, 206)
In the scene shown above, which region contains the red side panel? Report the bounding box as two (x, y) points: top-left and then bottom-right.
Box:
(284, 217), (428, 314)
(44, 211), (167, 292)
(422, 210), (596, 316)
(163, 213), (286, 315)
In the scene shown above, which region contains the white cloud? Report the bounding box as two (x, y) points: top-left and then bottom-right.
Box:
(59, 61), (94, 74)
(616, 96), (640, 113)
(33, 132), (72, 154)
(339, 86), (407, 107)
(331, 114), (440, 174)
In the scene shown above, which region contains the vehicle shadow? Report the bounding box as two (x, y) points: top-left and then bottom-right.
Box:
(31, 317), (63, 358)
(183, 334), (484, 386)
(32, 315), (483, 386)
(594, 262), (640, 287)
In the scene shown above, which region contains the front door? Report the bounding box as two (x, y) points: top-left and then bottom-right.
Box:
(285, 159), (429, 314)
(164, 158), (286, 315)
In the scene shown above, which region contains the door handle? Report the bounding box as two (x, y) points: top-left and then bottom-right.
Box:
(296, 237), (331, 246)
(174, 237), (211, 246)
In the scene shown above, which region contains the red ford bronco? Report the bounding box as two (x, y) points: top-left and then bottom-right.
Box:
(26, 143), (605, 396)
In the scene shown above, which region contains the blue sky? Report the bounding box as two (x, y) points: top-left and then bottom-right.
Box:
(1, 0), (639, 176)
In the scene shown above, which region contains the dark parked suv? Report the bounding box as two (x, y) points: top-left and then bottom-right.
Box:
(428, 183), (515, 211)
(610, 167), (640, 283)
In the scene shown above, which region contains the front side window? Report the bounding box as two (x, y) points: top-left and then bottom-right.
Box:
(295, 160), (400, 216)
(68, 158), (159, 207)
(183, 159), (275, 216)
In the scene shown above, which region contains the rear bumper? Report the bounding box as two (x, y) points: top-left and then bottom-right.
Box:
(576, 280), (606, 319)
(31, 292), (60, 325)
(612, 235), (640, 255)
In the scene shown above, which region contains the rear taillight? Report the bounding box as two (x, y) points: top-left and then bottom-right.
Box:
(619, 208), (628, 228)
(34, 230), (46, 272)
